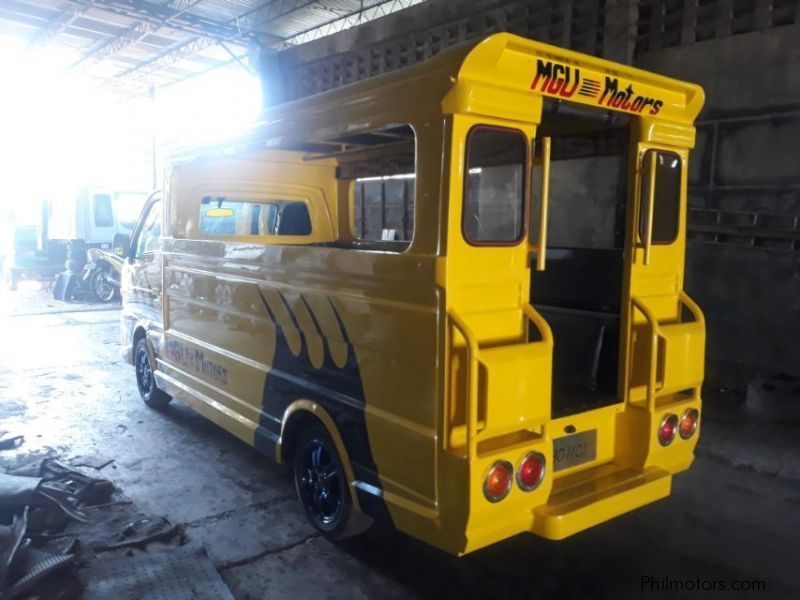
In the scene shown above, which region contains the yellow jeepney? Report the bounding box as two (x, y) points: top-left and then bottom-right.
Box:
(120, 33), (705, 555)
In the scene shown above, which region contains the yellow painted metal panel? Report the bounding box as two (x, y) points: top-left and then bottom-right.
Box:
(120, 31), (707, 556)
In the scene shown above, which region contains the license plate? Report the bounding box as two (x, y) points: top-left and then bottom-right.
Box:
(553, 429), (597, 472)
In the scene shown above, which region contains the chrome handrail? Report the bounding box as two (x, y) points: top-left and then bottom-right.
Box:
(630, 296), (660, 411)
(522, 303), (553, 345)
(448, 310), (480, 460)
(679, 290), (705, 327)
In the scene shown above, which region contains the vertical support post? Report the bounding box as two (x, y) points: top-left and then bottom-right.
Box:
(380, 179), (386, 231)
(716, 0), (733, 37)
(402, 178), (409, 240)
(150, 85), (158, 190)
(562, 0), (574, 48)
(754, 0), (772, 30)
(360, 183), (366, 238)
(602, 0), (638, 63)
(649, 0), (665, 52)
(681, 0), (698, 44)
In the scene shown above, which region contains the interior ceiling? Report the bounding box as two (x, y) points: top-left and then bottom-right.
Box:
(0, 0), (425, 97)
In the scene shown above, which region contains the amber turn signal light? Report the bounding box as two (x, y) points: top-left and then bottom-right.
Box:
(679, 408), (699, 439)
(484, 461), (513, 502)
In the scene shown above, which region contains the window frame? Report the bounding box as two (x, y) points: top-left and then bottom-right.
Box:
(637, 149), (682, 247)
(134, 199), (161, 258)
(93, 193), (115, 228)
(194, 193), (316, 243)
(461, 124), (530, 247)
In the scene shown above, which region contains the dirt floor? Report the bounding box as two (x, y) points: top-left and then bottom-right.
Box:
(1, 287), (798, 599)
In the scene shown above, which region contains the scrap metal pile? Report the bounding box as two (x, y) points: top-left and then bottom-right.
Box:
(0, 457), (178, 599)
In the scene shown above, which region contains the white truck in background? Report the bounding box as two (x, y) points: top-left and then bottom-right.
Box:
(0, 187), (147, 301)
(47, 188), (147, 259)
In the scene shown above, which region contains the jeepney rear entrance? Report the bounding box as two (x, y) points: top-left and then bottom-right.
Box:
(442, 44), (704, 548)
(531, 100), (632, 425)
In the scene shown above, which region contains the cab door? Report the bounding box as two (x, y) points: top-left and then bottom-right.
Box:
(126, 198), (163, 330)
(621, 139), (705, 409)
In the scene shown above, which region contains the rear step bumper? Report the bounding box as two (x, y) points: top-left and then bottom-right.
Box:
(532, 466), (672, 540)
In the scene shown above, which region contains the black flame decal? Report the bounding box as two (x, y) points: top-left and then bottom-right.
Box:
(254, 288), (391, 522)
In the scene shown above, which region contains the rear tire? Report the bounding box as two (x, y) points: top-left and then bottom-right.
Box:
(293, 424), (372, 540)
(134, 338), (171, 410)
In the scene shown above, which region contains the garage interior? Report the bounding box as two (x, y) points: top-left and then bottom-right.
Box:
(0, 0), (799, 598)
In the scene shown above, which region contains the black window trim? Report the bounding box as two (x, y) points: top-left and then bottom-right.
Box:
(461, 124), (530, 247)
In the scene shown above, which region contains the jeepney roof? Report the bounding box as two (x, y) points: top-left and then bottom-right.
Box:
(169, 33), (703, 165)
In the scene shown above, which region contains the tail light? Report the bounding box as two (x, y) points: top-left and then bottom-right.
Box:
(658, 414), (678, 446)
(483, 461), (513, 502)
(517, 452), (546, 492)
(679, 408), (699, 439)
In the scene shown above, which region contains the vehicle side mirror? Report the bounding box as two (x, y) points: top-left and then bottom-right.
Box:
(113, 233), (131, 259)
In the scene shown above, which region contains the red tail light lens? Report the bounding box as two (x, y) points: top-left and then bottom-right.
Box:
(680, 408), (699, 439)
(484, 461), (513, 502)
(658, 414), (678, 446)
(517, 452), (546, 492)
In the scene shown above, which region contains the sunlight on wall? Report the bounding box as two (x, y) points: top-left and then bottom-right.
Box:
(0, 34), (261, 224)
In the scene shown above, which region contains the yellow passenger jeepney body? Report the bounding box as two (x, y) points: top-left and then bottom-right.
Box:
(120, 33), (706, 555)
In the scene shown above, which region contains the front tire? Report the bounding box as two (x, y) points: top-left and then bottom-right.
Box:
(293, 424), (371, 540)
(134, 338), (171, 410)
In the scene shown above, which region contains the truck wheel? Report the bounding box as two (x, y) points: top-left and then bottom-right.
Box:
(293, 424), (372, 540)
(90, 269), (117, 303)
(135, 338), (171, 410)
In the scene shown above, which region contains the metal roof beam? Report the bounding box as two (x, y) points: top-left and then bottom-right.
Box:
(113, 0), (319, 82)
(27, 3), (89, 47)
(62, 0), (258, 44)
(283, 0), (426, 46)
(236, 0), (327, 32)
(72, 0), (207, 68)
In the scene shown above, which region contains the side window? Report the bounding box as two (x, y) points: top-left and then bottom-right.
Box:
(340, 124), (416, 248)
(136, 201), (161, 257)
(93, 194), (114, 227)
(199, 197), (311, 237)
(463, 126), (527, 245)
(639, 150), (681, 244)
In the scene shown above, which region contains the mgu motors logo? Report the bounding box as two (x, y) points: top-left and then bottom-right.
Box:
(530, 58), (664, 116)
(530, 59), (580, 98)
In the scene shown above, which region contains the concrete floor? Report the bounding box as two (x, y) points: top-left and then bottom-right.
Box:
(1, 288), (799, 599)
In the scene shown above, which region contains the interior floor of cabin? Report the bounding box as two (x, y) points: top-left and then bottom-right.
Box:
(1, 287), (798, 599)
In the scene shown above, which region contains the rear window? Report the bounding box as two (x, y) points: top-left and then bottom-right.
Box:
(199, 197), (311, 237)
(463, 126), (528, 245)
(639, 150), (681, 244)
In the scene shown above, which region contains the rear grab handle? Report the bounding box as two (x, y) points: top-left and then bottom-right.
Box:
(533, 136), (551, 272)
(642, 150), (657, 265)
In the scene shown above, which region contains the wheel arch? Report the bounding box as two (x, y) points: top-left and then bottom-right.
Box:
(278, 400), (361, 511)
(132, 325), (158, 368)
